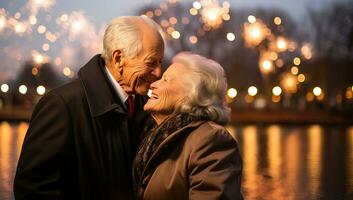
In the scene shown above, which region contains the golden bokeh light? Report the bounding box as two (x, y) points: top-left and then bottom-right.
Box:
(193, 1), (202, 9)
(19, 85), (27, 94)
(248, 86), (258, 96)
(189, 8), (198, 15)
(226, 32), (235, 41)
(293, 57), (301, 65)
(272, 86), (282, 96)
(36, 85), (46, 95)
(280, 73), (298, 94)
(1, 84), (9, 93)
(171, 30), (180, 39)
(291, 66), (299, 75)
(63, 67), (72, 77)
(313, 87), (322, 97)
(248, 15), (256, 23)
(274, 16), (282, 25)
(306, 92), (314, 102)
(227, 88), (237, 98)
(189, 35), (198, 44)
(37, 25), (46, 34)
(298, 74), (306, 83)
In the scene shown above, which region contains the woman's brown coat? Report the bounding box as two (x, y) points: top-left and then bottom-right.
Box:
(136, 121), (243, 200)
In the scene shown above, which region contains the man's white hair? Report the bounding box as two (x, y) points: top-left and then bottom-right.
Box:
(173, 52), (231, 125)
(101, 15), (163, 63)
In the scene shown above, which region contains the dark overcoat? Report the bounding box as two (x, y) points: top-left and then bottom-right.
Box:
(14, 54), (148, 200)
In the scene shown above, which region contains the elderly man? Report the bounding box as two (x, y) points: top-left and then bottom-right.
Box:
(14, 15), (164, 200)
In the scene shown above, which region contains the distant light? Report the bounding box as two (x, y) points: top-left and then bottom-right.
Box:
(54, 57), (62, 65)
(189, 35), (198, 44)
(248, 15), (256, 23)
(262, 60), (272, 70)
(291, 66), (299, 75)
(352, 85), (353, 92)
(226, 32), (235, 41)
(274, 17), (282, 25)
(29, 15), (37, 25)
(63, 67), (72, 77)
(272, 95), (281, 103)
(272, 86), (282, 96)
(36, 85), (46, 95)
(15, 23), (26, 33)
(1, 84), (9, 93)
(42, 43), (50, 51)
(171, 30), (180, 39)
(72, 20), (83, 32)
(37, 25), (46, 34)
(313, 87), (322, 97)
(227, 88), (237, 98)
(0, 16), (6, 30)
(248, 86), (258, 96)
(60, 14), (68, 22)
(222, 13), (230, 21)
(298, 74), (306, 82)
(32, 67), (39, 76)
(276, 37), (287, 51)
(169, 17), (177, 25)
(270, 52), (278, 61)
(189, 8), (198, 16)
(19, 85), (27, 94)
(346, 88), (353, 99)
(306, 92), (314, 102)
(193, 1), (202, 9)
(223, 1), (231, 8)
(293, 57), (301, 65)
(34, 54), (44, 64)
(14, 12), (21, 19)
(301, 43), (313, 60)
(250, 27), (261, 38)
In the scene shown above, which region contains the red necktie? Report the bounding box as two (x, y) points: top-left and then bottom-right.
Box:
(126, 95), (134, 118)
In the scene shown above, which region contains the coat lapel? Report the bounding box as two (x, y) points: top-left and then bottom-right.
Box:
(139, 121), (205, 186)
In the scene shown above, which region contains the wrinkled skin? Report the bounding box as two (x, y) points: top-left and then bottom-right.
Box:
(144, 62), (191, 124)
(107, 18), (164, 95)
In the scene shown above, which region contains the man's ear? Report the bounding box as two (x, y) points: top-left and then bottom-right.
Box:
(112, 49), (124, 70)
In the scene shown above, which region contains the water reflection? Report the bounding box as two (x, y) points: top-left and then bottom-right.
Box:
(0, 122), (352, 200)
(242, 125), (258, 200)
(308, 125), (322, 199)
(0, 122), (27, 200)
(347, 127), (353, 197)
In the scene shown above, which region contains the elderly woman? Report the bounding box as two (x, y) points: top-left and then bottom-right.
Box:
(133, 52), (243, 200)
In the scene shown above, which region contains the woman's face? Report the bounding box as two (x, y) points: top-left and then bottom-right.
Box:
(144, 62), (190, 117)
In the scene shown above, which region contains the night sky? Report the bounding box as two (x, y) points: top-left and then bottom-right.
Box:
(0, 0), (348, 81)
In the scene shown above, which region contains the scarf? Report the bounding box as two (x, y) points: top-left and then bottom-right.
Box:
(132, 113), (198, 193)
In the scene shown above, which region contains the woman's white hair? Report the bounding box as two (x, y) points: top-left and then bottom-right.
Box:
(101, 15), (163, 63)
(173, 52), (231, 125)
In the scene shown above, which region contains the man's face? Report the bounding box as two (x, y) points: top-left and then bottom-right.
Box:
(120, 29), (164, 95)
(144, 62), (190, 115)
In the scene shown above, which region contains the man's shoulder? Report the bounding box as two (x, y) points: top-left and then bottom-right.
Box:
(46, 79), (86, 104)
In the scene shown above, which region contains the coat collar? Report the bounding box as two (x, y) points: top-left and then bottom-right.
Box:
(139, 120), (205, 185)
(78, 54), (125, 117)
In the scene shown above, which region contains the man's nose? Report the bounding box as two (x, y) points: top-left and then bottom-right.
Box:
(151, 66), (162, 78)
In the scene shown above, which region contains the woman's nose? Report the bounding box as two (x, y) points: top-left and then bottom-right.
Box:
(150, 80), (160, 89)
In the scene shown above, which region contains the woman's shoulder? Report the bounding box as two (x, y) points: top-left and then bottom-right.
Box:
(187, 121), (238, 147)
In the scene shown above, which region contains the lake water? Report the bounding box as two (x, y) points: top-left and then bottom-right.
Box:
(0, 122), (352, 200)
